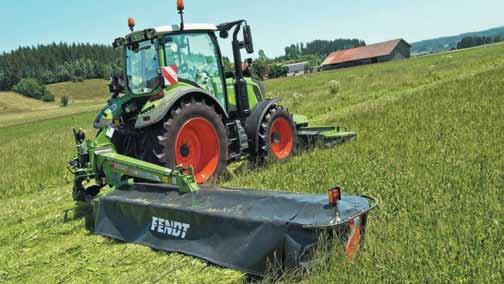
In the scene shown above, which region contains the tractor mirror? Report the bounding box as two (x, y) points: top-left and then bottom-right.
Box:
(220, 30), (229, 39)
(243, 25), (254, 54)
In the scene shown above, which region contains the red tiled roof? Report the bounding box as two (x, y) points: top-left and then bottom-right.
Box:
(322, 39), (410, 66)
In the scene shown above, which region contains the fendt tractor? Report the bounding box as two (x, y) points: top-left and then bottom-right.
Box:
(69, 0), (375, 276)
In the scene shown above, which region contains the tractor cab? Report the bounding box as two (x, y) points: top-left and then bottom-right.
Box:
(112, 12), (259, 119)
(120, 24), (227, 105)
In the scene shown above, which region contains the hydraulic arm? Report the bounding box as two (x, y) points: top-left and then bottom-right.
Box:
(69, 128), (199, 200)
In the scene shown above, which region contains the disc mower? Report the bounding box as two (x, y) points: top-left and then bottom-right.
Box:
(68, 0), (374, 276)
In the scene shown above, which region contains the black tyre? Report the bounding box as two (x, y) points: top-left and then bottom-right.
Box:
(157, 98), (228, 184)
(254, 105), (297, 164)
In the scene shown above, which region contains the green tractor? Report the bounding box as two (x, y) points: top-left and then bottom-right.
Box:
(70, 1), (355, 201)
(68, 2), (375, 275)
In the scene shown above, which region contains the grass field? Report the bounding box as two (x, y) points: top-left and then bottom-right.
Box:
(47, 79), (109, 103)
(0, 79), (108, 127)
(0, 44), (503, 283)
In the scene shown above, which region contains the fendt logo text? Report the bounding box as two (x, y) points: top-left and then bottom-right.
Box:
(150, 217), (190, 239)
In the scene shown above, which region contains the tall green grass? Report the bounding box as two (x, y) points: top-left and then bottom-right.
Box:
(0, 44), (503, 283)
(231, 66), (504, 283)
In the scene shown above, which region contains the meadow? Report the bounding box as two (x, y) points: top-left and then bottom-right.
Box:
(0, 44), (502, 283)
(0, 79), (108, 127)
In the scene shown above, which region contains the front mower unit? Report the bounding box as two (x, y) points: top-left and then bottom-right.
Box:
(93, 184), (375, 276)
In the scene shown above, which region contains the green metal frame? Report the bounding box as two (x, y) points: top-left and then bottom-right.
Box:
(70, 128), (199, 197)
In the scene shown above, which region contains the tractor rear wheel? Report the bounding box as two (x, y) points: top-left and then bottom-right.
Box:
(158, 98), (228, 184)
(254, 105), (297, 164)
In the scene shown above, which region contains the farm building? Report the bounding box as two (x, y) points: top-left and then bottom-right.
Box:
(321, 39), (411, 70)
(284, 62), (308, 76)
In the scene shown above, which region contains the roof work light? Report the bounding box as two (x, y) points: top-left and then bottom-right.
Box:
(128, 17), (136, 31)
(177, 0), (185, 30)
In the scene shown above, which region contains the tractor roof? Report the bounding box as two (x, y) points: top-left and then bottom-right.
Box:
(154, 23), (217, 34)
(114, 24), (218, 48)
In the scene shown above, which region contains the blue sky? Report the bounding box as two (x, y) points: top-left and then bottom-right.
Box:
(1, 0), (503, 57)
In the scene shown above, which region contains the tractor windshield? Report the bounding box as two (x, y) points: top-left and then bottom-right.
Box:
(162, 33), (225, 105)
(126, 40), (160, 95)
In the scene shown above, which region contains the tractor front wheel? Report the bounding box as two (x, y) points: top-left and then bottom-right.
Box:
(158, 98), (228, 184)
(254, 105), (297, 164)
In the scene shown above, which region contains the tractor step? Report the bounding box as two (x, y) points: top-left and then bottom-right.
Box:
(92, 184), (375, 276)
(297, 126), (357, 149)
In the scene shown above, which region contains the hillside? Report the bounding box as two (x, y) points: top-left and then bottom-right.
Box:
(0, 43), (503, 283)
(0, 91), (57, 114)
(0, 79), (108, 127)
(412, 26), (504, 54)
(47, 79), (109, 102)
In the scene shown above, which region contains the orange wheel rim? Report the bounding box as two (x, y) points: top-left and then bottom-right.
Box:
(269, 117), (294, 160)
(175, 118), (219, 183)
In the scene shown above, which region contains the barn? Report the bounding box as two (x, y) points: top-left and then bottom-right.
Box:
(321, 39), (411, 71)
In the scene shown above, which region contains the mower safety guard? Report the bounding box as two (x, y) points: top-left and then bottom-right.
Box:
(92, 184), (376, 276)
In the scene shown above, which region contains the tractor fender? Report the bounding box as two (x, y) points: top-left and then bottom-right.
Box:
(245, 98), (281, 153)
(135, 88), (229, 129)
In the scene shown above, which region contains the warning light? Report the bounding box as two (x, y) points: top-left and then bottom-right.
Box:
(128, 17), (136, 31)
(346, 217), (362, 260)
(328, 186), (342, 207)
(176, 0), (185, 30)
(177, 0), (185, 11)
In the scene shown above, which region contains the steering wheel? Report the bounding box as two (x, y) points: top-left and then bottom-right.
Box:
(179, 63), (190, 74)
(195, 68), (215, 94)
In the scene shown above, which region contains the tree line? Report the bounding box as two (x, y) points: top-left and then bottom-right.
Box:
(456, 35), (502, 50)
(283, 39), (366, 60)
(251, 38), (365, 79)
(0, 43), (122, 91)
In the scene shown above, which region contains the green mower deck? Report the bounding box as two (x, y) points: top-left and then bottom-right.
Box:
(298, 126), (357, 148)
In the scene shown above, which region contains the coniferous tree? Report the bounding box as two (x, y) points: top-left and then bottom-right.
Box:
(0, 42), (122, 91)
(457, 35), (503, 50)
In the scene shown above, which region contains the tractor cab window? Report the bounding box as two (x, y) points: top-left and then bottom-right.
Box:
(126, 40), (160, 95)
(163, 33), (225, 105)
